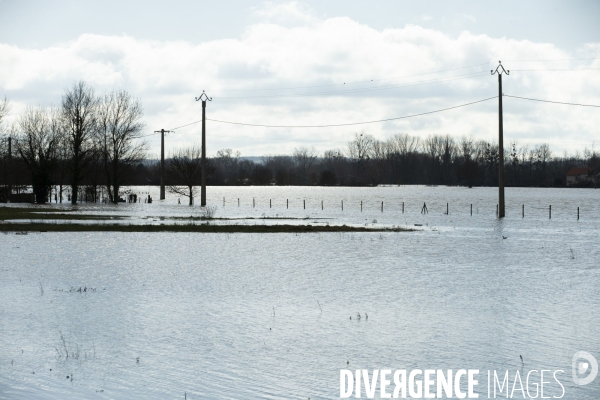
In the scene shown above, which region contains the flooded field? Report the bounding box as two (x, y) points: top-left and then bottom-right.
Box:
(1, 186), (599, 399)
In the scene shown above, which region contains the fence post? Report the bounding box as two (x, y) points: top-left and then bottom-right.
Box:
(381, 201), (383, 212)
(223, 197), (225, 206)
(321, 200), (323, 210)
(287, 199), (288, 209)
(402, 202), (404, 213)
(577, 206), (579, 220)
(238, 198), (240, 207)
(446, 203), (449, 215)
(270, 199), (272, 208)
(522, 204), (524, 218)
(341, 200), (343, 211)
(470, 204), (472, 216)
(361, 201), (363, 212)
(549, 205), (551, 219)
(303, 199), (305, 209)
(496, 204), (498, 217)
(253, 198), (255, 208)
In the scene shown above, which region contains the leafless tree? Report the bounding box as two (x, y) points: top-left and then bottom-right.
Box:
(15, 106), (61, 203)
(370, 139), (388, 160)
(166, 145), (202, 205)
(54, 122), (71, 203)
(459, 136), (476, 162)
(62, 81), (98, 204)
(0, 97), (11, 183)
(97, 90), (146, 203)
(0, 97), (10, 127)
(388, 133), (420, 156)
(214, 148), (240, 184)
(263, 155), (294, 185)
(347, 132), (374, 161)
(293, 146), (318, 183)
(584, 143), (599, 169)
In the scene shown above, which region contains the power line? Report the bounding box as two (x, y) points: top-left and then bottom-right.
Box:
(139, 131), (162, 138)
(504, 94), (600, 108)
(214, 134), (348, 144)
(163, 100), (198, 131)
(214, 72), (489, 99)
(132, 92), (600, 138)
(196, 97), (497, 129)
(502, 57), (600, 62)
(214, 62), (491, 92)
(170, 120), (203, 131)
(511, 68), (600, 72)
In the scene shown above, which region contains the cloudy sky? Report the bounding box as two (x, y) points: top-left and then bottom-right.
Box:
(1, 0), (599, 157)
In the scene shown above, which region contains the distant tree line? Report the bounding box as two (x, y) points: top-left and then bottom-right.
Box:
(206, 133), (599, 188)
(1, 89), (599, 204)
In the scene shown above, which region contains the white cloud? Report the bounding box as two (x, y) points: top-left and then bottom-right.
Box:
(0, 2), (599, 156)
(252, 1), (319, 25)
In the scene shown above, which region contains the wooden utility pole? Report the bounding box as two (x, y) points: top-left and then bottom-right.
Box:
(492, 61), (509, 218)
(195, 91), (211, 207)
(7, 137), (11, 203)
(154, 129), (171, 200)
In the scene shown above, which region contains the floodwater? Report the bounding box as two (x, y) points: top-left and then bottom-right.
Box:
(1, 186), (599, 399)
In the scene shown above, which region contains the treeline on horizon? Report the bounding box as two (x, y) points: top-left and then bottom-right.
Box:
(1, 81), (599, 204)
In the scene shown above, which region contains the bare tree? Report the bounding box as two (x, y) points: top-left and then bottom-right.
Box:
(0, 97), (10, 127)
(54, 122), (71, 203)
(388, 133), (420, 156)
(347, 132), (374, 162)
(0, 97), (11, 195)
(263, 155), (294, 185)
(62, 81), (98, 204)
(459, 136), (476, 162)
(15, 106), (61, 203)
(293, 146), (318, 183)
(166, 145), (203, 205)
(214, 148), (240, 184)
(97, 90), (146, 203)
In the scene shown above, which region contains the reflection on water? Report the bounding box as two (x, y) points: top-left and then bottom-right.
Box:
(0, 187), (599, 399)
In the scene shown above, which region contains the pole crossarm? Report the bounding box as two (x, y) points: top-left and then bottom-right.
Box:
(491, 61), (510, 76)
(195, 90), (212, 102)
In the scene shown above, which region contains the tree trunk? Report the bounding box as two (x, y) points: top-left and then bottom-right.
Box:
(112, 154), (119, 204)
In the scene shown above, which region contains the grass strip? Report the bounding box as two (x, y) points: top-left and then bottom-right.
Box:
(0, 222), (412, 233)
(0, 206), (121, 221)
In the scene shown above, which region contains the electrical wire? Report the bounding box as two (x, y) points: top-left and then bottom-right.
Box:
(214, 62), (491, 92)
(139, 131), (163, 138)
(504, 94), (600, 108)
(511, 68), (600, 72)
(501, 57), (600, 62)
(167, 96), (496, 130)
(214, 134), (347, 144)
(162, 99), (199, 131)
(214, 72), (489, 99)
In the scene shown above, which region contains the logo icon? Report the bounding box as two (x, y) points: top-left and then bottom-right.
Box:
(572, 351), (598, 385)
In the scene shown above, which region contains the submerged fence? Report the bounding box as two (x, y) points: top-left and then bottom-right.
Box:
(218, 197), (585, 220)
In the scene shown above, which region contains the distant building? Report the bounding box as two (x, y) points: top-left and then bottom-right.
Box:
(566, 167), (596, 186)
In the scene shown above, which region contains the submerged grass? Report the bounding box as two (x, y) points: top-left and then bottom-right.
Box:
(0, 222), (412, 233)
(0, 206), (121, 221)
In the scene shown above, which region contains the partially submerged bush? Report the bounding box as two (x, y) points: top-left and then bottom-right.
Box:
(204, 205), (217, 219)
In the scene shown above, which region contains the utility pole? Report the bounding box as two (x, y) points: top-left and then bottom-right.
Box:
(154, 129), (171, 200)
(7, 137), (11, 203)
(491, 61), (509, 218)
(195, 91), (212, 207)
